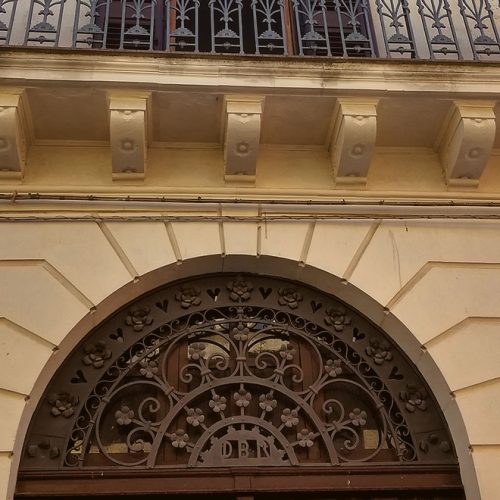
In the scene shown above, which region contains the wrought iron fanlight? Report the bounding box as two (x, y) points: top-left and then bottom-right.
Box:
(21, 274), (457, 472)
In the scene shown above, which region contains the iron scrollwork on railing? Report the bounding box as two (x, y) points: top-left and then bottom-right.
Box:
(209, 0), (244, 53)
(166, 0), (199, 52)
(252, 0), (287, 55)
(25, 0), (66, 46)
(21, 274), (456, 473)
(293, 0), (331, 56)
(2, 0), (500, 60)
(416, 0), (461, 59)
(375, 0), (417, 57)
(334, 0), (375, 57)
(0, 0), (17, 45)
(458, 0), (500, 57)
(73, 0), (159, 50)
(73, 0), (111, 49)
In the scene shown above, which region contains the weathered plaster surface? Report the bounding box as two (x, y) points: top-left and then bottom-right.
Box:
(0, 219), (498, 499)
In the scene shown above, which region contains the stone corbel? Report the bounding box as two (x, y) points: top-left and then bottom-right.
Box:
(329, 97), (379, 188)
(437, 100), (496, 190)
(0, 89), (30, 179)
(223, 96), (265, 184)
(108, 92), (151, 181)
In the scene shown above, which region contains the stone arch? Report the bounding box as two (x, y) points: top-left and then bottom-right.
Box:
(9, 255), (478, 499)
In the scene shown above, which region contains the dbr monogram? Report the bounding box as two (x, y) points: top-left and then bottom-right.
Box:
(220, 437), (270, 460)
(198, 425), (290, 466)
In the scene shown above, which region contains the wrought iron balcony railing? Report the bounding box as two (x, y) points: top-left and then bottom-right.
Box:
(1, 0), (500, 61)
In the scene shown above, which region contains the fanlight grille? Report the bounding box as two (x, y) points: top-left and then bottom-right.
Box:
(21, 275), (457, 472)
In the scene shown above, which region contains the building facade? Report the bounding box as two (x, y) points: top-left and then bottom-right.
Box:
(1, 0), (500, 499)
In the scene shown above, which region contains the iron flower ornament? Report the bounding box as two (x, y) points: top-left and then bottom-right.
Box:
(186, 408), (205, 427)
(278, 287), (303, 309)
(115, 405), (134, 426)
(209, 394), (227, 413)
(82, 341), (112, 369)
(297, 428), (315, 448)
(125, 306), (153, 332)
(400, 384), (428, 413)
(324, 359), (342, 377)
(366, 338), (393, 365)
(170, 429), (190, 449)
(175, 286), (202, 309)
(324, 307), (352, 332)
(48, 392), (78, 418)
(281, 408), (299, 427)
(139, 357), (159, 379)
(227, 276), (253, 302)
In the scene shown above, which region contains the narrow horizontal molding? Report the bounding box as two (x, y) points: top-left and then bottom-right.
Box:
(4, 49), (500, 93)
(4, 192), (500, 207)
(0, 213), (499, 223)
(375, 146), (437, 155)
(261, 144), (326, 152)
(12, 143), (441, 154)
(150, 141), (221, 150)
(34, 140), (224, 150)
(2, 188), (500, 202)
(33, 139), (109, 148)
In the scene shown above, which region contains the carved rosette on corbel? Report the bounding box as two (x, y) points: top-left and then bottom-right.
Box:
(108, 92), (151, 181)
(0, 89), (31, 179)
(329, 97), (379, 188)
(223, 95), (265, 184)
(437, 100), (496, 190)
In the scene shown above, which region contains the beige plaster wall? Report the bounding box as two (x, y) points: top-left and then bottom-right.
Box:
(2, 145), (500, 195)
(0, 218), (499, 499)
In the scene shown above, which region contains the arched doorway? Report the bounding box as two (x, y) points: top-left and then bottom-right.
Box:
(15, 273), (464, 499)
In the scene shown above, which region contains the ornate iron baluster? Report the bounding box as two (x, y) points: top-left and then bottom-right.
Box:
(333, 0), (375, 57)
(252, 0), (287, 55)
(209, 0), (243, 54)
(24, 0), (66, 46)
(292, 0), (331, 56)
(416, 0), (461, 59)
(73, 0), (111, 49)
(458, 0), (500, 59)
(166, 0), (199, 52)
(0, 0), (18, 45)
(120, 0), (157, 50)
(374, 0), (417, 57)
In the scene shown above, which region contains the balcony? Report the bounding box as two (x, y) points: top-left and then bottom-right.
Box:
(1, 0), (500, 61)
(1, 1), (500, 193)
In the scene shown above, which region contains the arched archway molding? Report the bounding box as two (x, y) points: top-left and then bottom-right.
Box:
(10, 255), (478, 499)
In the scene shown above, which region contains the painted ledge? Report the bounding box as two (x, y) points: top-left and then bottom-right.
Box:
(2, 49), (500, 96)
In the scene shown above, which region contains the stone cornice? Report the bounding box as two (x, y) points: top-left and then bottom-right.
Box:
(2, 49), (500, 96)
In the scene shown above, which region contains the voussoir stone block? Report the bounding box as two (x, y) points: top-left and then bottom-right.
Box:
(0, 319), (52, 395)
